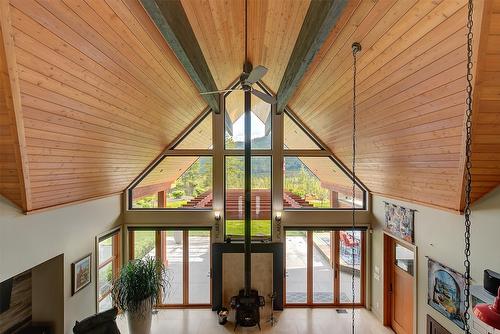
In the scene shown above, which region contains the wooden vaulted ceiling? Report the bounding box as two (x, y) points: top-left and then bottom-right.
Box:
(0, 0), (499, 213)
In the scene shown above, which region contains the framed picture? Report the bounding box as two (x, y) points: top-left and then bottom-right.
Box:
(427, 258), (466, 329)
(72, 254), (92, 295)
(384, 202), (415, 243)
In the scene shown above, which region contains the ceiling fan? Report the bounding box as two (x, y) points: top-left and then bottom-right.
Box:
(200, 64), (277, 105)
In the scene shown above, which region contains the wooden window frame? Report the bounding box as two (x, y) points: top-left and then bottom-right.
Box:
(128, 227), (212, 308)
(96, 227), (122, 313)
(284, 228), (366, 308)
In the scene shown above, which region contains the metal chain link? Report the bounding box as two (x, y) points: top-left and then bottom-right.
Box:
(463, 0), (474, 333)
(351, 42), (361, 334)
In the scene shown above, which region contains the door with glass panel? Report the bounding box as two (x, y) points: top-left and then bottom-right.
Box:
(129, 229), (211, 307)
(285, 229), (365, 306)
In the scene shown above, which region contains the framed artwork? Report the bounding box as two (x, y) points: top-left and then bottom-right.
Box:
(72, 254), (92, 295)
(427, 258), (466, 329)
(384, 202), (415, 243)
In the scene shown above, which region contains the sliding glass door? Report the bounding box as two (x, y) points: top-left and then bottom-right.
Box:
(129, 228), (211, 307)
(285, 229), (365, 306)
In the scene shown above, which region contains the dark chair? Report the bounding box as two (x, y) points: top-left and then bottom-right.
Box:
(73, 307), (120, 334)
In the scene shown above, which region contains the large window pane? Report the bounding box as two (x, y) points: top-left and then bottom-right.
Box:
(161, 231), (184, 304)
(313, 231), (334, 303)
(133, 231), (156, 260)
(188, 231), (211, 304)
(284, 113), (321, 150)
(131, 156), (213, 209)
(225, 156), (272, 239)
(285, 230), (308, 304)
(284, 157), (364, 209)
(174, 113), (213, 149)
(339, 230), (362, 303)
(224, 89), (272, 150)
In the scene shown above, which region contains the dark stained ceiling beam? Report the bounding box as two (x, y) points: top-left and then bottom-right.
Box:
(276, 0), (349, 113)
(141, 0), (220, 113)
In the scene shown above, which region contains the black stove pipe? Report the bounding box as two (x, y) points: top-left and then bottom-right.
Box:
(244, 84), (251, 296)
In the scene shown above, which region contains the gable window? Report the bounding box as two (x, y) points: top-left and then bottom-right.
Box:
(225, 85), (272, 150)
(224, 156), (272, 240)
(130, 156), (213, 209)
(283, 156), (365, 209)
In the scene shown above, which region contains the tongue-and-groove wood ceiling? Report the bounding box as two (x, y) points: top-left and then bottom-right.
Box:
(0, 0), (498, 213)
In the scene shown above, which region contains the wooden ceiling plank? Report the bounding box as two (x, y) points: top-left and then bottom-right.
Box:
(276, 0), (351, 113)
(10, 3), (203, 132)
(140, 0), (219, 112)
(0, 1), (31, 212)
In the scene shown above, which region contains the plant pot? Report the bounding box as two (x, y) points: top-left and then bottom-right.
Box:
(127, 299), (153, 334)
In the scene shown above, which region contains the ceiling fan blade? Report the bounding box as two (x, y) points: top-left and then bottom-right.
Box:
(200, 89), (240, 95)
(245, 65), (268, 84)
(251, 89), (276, 104)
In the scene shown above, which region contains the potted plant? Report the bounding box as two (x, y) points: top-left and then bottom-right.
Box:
(112, 257), (169, 334)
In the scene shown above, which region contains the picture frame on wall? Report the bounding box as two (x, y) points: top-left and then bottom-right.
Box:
(72, 254), (92, 295)
(427, 258), (466, 330)
(384, 202), (415, 243)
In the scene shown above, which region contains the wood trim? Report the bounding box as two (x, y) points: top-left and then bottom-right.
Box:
(183, 230), (189, 305)
(25, 191), (123, 215)
(0, 1), (31, 212)
(140, 0), (219, 112)
(306, 230), (313, 304)
(334, 231), (341, 304)
(128, 230), (135, 261)
(383, 233), (392, 326)
(276, 0), (353, 113)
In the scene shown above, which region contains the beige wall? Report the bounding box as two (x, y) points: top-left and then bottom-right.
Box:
(0, 195), (122, 333)
(370, 187), (500, 334)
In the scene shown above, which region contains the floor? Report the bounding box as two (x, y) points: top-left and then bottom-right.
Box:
(116, 308), (394, 334)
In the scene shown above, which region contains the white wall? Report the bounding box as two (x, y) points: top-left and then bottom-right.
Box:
(370, 187), (500, 334)
(0, 195), (122, 333)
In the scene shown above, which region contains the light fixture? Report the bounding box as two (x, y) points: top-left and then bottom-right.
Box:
(275, 211), (282, 221)
(214, 211), (221, 221)
(473, 287), (500, 330)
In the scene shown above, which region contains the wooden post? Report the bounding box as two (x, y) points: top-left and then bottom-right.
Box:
(158, 190), (166, 208)
(330, 190), (339, 208)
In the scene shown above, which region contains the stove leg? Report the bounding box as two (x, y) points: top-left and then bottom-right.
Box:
(234, 323), (238, 332)
(258, 322), (261, 331)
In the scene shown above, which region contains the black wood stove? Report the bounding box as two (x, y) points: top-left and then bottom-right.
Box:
(229, 62), (265, 330)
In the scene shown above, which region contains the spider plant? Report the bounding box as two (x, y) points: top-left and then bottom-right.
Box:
(112, 257), (169, 316)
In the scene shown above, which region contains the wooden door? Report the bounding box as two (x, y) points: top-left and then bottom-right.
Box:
(390, 239), (414, 334)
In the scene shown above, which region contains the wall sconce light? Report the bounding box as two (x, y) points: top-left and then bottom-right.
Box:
(275, 211), (282, 221)
(214, 211), (221, 221)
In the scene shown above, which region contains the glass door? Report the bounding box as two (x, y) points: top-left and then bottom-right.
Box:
(312, 231), (335, 304)
(188, 230), (211, 304)
(285, 230), (308, 304)
(129, 228), (211, 307)
(285, 229), (365, 306)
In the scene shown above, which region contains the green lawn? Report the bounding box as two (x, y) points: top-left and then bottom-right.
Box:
(225, 220), (271, 238)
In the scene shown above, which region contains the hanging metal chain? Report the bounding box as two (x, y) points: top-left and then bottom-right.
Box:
(351, 41), (361, 334)
(463, 0), (474, 333)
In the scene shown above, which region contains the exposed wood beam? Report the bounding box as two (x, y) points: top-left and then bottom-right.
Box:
(141, 0), (220, 113)
(276, 0), (349, 113)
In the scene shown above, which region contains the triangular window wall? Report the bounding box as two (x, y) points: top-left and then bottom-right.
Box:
(173, 112), (213, 149)
(130, 155), (213, 209)
(283, 112), (322, 150)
